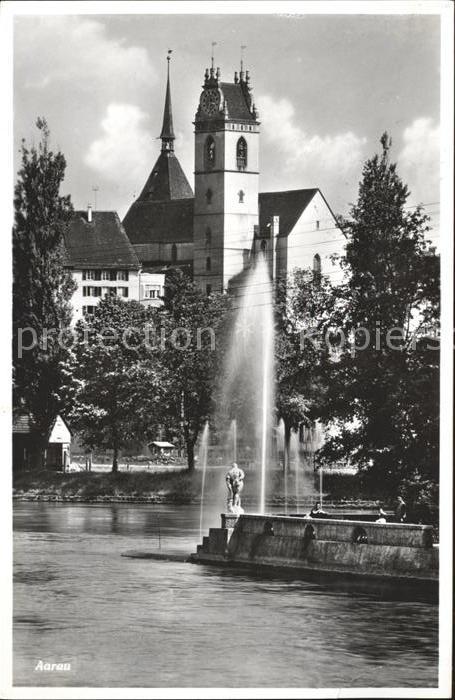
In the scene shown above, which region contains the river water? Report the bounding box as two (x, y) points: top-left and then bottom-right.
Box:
(13, 502), (438, 688)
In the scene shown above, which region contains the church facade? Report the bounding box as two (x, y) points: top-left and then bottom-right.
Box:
(123, 57), (345, 292)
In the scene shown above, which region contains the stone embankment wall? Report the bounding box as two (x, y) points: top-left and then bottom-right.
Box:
(192, 513), (438, 582)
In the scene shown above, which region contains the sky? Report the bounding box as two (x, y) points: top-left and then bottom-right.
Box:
(13, 10), (441, 237)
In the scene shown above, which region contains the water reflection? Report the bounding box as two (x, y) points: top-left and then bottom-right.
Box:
(13, 502), (438, 688)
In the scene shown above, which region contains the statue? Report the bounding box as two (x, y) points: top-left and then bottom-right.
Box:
(226, 462), (245, 515)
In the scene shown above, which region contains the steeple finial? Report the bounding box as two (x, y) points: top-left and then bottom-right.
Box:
(240, 44), (246, 80)
(160, 50), (175, 152)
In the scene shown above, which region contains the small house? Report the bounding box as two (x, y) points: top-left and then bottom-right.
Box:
(13, 414), (72, 471)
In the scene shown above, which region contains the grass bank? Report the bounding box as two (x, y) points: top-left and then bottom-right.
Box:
(13, 469), (206, 504)
(13, 467), (383, 508)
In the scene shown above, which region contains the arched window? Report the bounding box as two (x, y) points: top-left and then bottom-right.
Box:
(313, 253), (321, 284)
(238, 189), (245, 204)
(206, 188), (213, 205)
(205, 227), (212, 248)
(236, 137), (247, 170)
(171, 243), (178, 263)
(205, 136), (216, 168)
(206, 256), (211, 272)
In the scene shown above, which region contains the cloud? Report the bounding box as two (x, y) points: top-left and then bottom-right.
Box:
(84, 103), (154, 190)
(15, 16), (155, 95)
(258, 95), (367, 209)
(398, 118), (440, 206)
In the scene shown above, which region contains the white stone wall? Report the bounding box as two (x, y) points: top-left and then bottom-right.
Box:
(283, 191), (345, 286)
(70, 269), (140, 324)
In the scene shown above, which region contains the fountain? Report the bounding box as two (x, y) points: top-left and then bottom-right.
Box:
(290, 429), (300, 513)
(227, 418), (237, 464)
(220, 254), (274, 513)
(277, 419), (288, 514)
(198, 421), (209, 541)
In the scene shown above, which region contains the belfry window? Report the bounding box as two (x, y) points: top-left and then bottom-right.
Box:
(238, 189), (245, 204)
(171, 244), (178, 263)
(206, 188), (213, 205)
(236, 137), (247, 170)
(205, 136), (216, 168)
(205, 227), (212, 248)
(206, 256), (211, 272)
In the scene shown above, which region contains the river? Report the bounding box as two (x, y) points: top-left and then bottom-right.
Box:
(13, 502), (438, 688)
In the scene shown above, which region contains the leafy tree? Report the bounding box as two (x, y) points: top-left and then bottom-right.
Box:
(157, 271), (231, 471)
(275, 270), (340, 471)
(70, 296), (163, 471)
(13, 118), (76, 468)
(318, 133), (439, 498)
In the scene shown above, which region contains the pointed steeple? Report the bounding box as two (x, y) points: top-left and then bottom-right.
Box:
(160, 51), (175, 152)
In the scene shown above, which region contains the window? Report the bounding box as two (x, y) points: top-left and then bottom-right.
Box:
(205, 136), (216, 168)
(93, 287), (102, 297)
(117, 270), (129, 281)
(236, 137), (247, 170)
(102, 287), (110, 297)
(102, 270), (110, 281)
(313, 254), (321, 284)
(238, 190), (245, 204)
(171, 244), (178, 263)
(260, 239), (267, 253)
(83, 305), (96, 317)
(316, 220), (320, 230)
(109, 270), (117, 281)
(83, 270), (96, 281)
(206, 188), (213, 205)
(206, 257), (211, 272)
(206, 284), (212, 296)
(145, 285), (160, 299)
(119, 287), (129, 298)
(83, 286), (89, 297)
(205, 227), (212, 248)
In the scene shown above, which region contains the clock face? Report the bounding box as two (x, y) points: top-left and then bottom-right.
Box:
(201, 89), (220, 116)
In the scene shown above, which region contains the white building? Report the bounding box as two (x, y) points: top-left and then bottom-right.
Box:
(64, 208), (164, 322)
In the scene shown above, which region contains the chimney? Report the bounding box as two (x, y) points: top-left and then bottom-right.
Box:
(87, 204), (92, 223)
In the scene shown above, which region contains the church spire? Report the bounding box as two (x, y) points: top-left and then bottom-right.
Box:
(160, 51), (175, 152)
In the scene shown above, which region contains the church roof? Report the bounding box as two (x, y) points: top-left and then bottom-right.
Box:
(123, 198), (194, 245)
(259, 189), (319, 237)
(220, 82), (255, 121)
(64, 211), (140, 269)
(136, 151), (193, 203)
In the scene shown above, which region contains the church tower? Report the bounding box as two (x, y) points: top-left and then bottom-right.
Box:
(193, 58), (260, 293)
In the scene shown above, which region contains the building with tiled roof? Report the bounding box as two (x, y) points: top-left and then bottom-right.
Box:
(122, 55), (345, 294)
(64, 209), (165, 322)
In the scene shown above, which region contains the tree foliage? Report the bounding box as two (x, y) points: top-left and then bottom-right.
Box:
(157, 270), (232, 471)
(275, 270), (338, 470)
(318, 133), (439, 497)
(13, 118), (76, 465)
(70, 297), (163, 471)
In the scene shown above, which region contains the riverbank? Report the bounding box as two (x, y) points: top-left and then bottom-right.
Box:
(12, 470), (438, 527)
(12, 468), (370, 507)
(13, 469), (204, 504)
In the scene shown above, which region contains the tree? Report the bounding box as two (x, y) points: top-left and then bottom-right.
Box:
(70, 296), (163, 471)
(275, 270), (340, 472)
(13, 118), (76, 468)
(157, 270), (231, 471)
(318, 133), (440, 498)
